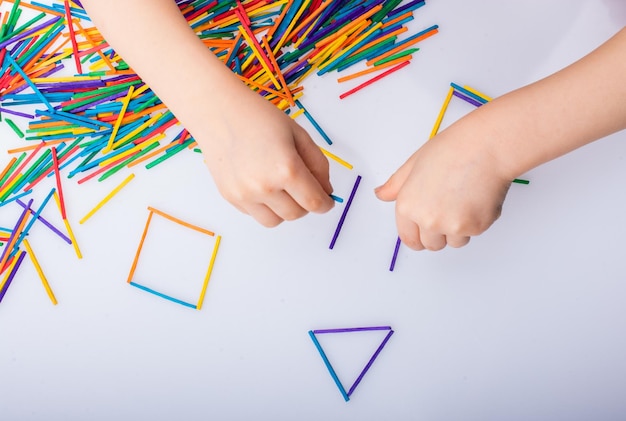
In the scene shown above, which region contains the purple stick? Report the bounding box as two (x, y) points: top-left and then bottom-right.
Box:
(347, 329), (394, 397)
(387, 0), (425, 18)
(0, 251), (26, 303)
(389, 236), (401, 271)
(16, 199), (72, 245)
(283, 59), (308, 80)
(69, 90), (128, 113)
(298, 6), (371, 50)
(0, 16), (63, 51)
(329, 175), (362, 249)
(313, 326), (392, 334)
(452, 90), (483, 108)
(0, 107), (34, 119)
(6, 64), (64, 96)
(39, 80), (107, 92)
(0, 199), (33, 265)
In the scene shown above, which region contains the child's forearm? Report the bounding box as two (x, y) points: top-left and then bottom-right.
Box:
(80, 0), (252, 148)
(459, 27), (626, 180)
(81, 0), (335, 226)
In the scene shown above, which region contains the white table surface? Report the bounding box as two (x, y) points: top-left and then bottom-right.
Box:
(1, 1), (626, 420)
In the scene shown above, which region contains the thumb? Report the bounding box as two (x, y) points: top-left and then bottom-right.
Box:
(374, 152), (418, 202)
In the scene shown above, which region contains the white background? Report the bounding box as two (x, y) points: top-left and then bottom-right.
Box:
(2, 1), (626, 420)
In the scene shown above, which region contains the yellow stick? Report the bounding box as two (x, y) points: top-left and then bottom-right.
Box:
(37, 48), (73, 69)
(290, 108), (305, 119)
(111, 112), (163, 150)
(131, 83), (150, 98)
(104, 85), (135, 152)
(293, 15), (319, 49)
(272, 0), (311, 54)
(463, 85), (492, 102)
(99, 133), (165, 167)
(0, 211), (30, 272)
(429, 86), (454, 139)
(290, 1), (333, 47)
(196, 235), (221, 310)
(320, 147), (353, 170)
(30, 76), (101, 83)
(79, 173), (135, 224)
(0, 251), (20, 293)
(63, 218), (82, 259)
(33, 127), (92, 137)
(53, 191), (82, 259)
(309, 34), (348, 66)
(23, 239), (57, 305)
(262, 36), (294, 105)
(238, 25), (282, 90)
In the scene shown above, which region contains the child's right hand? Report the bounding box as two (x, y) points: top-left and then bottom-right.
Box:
(80, 0), (334, 228)
(197, 82), (335, 227)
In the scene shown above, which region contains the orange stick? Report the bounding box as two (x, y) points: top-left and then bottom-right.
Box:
(22, 33), (64, 74)
(380, 10), (413, 29)
(314, 4), (383, 49)
(0, 211), (30, 273)
(337, 55), (412, 83)
(365, 27), (438, 66)
(23, 145), (80, 191)
(34, 37), (72, 69)
(261, 36), (294, 105)
(126, 210), (154, 283)
(0, 157), (17, 183)
(287, 0), (333, 42)
(349, 26), (407, 58)
(0, 142), (45, 192)
(127, 142), (173, 168)
(7, 139), (67, 153)
(147, 206), (215, 236)
(266, 0), (294, 41)
(73, 20), (116, 72)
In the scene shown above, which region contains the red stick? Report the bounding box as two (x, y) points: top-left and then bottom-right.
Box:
(339, 61), (411, 100)
(64, 0), (82, 74)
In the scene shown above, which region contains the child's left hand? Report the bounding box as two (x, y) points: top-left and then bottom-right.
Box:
(375, 120), (512, 251)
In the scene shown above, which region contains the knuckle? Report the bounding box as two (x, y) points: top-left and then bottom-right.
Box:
(424, 241), (445, 251)
(258, 216), (282, 228)
(448, 237), (470, 248)
(446, 219), (469, 237)
(400, 234), (423, 251)
(282, 208), (307, 221)
(395, 201), (413, 218)
(417, 215), (439, 233)
(275, 161), (299, 183)
(302, 195), (326, 212)
(221, 188), (244, 205)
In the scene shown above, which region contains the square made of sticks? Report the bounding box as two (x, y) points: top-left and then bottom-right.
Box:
(126, 206), (221, 310)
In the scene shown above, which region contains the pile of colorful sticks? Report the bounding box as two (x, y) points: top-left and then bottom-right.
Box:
(0, 0), (439, 303)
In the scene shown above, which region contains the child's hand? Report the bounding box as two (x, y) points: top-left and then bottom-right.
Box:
(198, 84), (335, 227)
(80, 0), (334, 228)
(375, 123), (512, 250)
